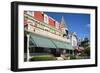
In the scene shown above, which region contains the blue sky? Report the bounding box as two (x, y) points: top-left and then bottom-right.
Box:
(45, 12), (90, 39)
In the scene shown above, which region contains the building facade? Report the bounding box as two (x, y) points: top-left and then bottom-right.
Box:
(24, 11), (75, 61)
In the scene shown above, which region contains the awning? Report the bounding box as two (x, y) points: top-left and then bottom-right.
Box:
(29, 33), (74, 50)
(29, 38), (37, 47)
(51, 40), (66, 49)
(64, 43), (74, 50)
(52, 40), (74, 50)
(30, 34), (56, 48)
(51, 40), (74, 50)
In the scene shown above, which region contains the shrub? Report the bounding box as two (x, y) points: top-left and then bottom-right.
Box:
(69, 55), (76, 59)
(30, 55), (56, 61)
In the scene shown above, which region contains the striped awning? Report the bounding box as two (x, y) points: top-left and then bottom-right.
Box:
(51, 40), (74, 50)
(30, 34), (56, 48)
(29, 33), (74, 50)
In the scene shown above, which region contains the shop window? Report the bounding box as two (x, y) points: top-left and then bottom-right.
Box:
(34, 47), (45, 53)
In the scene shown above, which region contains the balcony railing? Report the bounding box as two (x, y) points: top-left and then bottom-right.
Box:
(24, 13), (64, 35)
(25, 24), (71, 43)
(24, 13), (71, 43)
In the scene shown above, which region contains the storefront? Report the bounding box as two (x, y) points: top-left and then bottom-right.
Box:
(24, 32), (74, 61)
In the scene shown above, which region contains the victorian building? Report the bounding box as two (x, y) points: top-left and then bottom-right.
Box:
(24, 11), (76, 61)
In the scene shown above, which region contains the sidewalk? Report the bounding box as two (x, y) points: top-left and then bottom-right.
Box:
(56, 57), (64, 60)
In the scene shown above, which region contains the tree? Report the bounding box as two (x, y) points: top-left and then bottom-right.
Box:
(84, 47), (90, 56)
(79, 37), (90, 56)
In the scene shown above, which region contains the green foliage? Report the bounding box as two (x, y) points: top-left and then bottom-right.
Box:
(79, 37), (90, 57)
(30, 55), (56, 61)
(69, 55), (76, 59)
(84, 47), (90, 56)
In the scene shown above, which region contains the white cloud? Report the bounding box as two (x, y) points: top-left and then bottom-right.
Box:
(86, 24), (90, 28)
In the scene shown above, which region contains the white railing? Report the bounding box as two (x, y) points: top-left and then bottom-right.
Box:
(25, 25), (71, 43)
(24, 13), (71, 43)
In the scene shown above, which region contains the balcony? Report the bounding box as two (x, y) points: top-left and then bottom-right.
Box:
(25, 25), (71, 43)
(24, 13), (71, 43)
